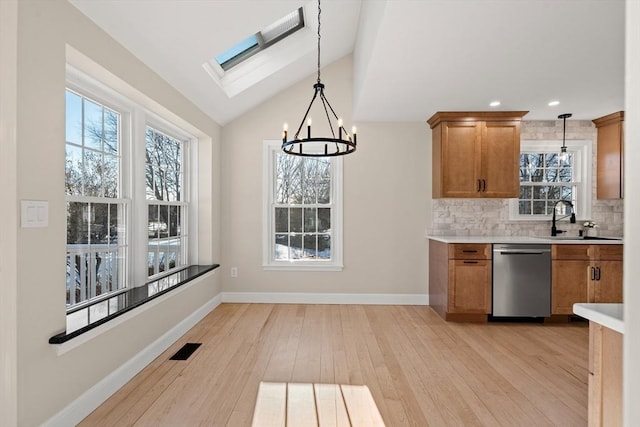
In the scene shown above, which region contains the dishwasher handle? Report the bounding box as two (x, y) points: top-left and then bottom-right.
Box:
(494, 249), (551, 255)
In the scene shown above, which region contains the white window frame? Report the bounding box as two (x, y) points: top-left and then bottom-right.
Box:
(262, 140), (343, 271)
(509, 140), (592, 221)
(66, 66), (198, 307)
(144, 122), (191, 279)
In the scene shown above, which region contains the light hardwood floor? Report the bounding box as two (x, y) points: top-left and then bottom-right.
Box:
(79, 304), (589, 426)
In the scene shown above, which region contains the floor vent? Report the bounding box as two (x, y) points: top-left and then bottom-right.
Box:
(170, 343), (202, 360)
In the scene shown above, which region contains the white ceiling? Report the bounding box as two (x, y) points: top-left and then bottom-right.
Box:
(69, 0), (625, 125)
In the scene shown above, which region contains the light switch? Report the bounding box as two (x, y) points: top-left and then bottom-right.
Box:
(21, 200), (48, 228)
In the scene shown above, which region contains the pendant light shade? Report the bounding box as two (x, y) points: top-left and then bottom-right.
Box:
(558, 113), (572, 163)
(281, 0), (356, 157)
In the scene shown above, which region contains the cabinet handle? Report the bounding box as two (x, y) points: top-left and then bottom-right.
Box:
(591, 267), (596, 281)
(463, 261), (479, 264)
(596, 266), (601, 281)
(482, 179), (486, 192)
(477, 179), (482, 192)
(462, 250), (478, 253)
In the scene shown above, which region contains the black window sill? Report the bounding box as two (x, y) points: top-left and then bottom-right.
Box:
(49, 264), (219, 344)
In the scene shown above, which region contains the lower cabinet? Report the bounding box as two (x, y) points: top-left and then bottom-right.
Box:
(429, 240), (491, 322)
(551, 245), (623, 315)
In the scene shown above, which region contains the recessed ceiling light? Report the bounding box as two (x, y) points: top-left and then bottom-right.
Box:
(489, 101), (501, 107)
(548, 100), (560, 106)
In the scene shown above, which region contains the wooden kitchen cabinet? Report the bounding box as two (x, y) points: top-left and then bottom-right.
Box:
(429, 240), (491, 322)
(593, 111), (624, 200)
(427, 111), (528, 198)
(551, 244), (623, 315)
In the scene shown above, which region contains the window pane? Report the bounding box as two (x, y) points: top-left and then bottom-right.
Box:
(303, 234), (317, 259)
(159, 205), (169, 238)
(559, 168), (573, 182)
(146, 127), (182, 202)
(148, 205), (159, 239)
(275, 234), (288, 260)
(103, 154), (118, 198)
(83, 99), (104, 151)
(545, 153), (558, 167)
(318, 208), (331, 232)
(304, 208), (316, 232)
(169, 206), (180, 237)
(532, 201), (546, 214)
(519, 201), (531, 215)
(519, 186), (532, 199)
(318, 235), (331, 259)
(317, 179), (331, 204)
(65, 91), (82, 145)
(92, 203), (110, 244)
(532, 186), (547, 200)
(104, 109), (119, 154)
(275, 208), (288, 233)
(65, 144), (83, 196)
(290, 234), (302, 259)
(83, 150), (103, 197)
(290, 208), (302, 233)
(67, 202), (88, 244)
(276, 154), (302, 204)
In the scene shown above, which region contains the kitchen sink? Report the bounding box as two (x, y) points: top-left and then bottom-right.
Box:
(535, 235), (622, 241)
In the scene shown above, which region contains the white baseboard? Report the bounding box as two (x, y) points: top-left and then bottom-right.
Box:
(222, 292), (429, 305)
(43, 293), (222, 427)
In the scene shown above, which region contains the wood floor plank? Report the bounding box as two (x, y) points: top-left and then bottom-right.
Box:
(80, 304), (589, 427)
(251, 382), (286, 427)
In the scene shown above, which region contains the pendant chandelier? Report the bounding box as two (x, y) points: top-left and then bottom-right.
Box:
(558, 113), (572, 163)
(281, 0), (356, 157)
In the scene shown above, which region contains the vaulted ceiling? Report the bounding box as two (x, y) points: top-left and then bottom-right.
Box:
(69, 0), (625, 125)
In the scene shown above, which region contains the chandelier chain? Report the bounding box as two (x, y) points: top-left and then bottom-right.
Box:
(317, 0), (321, 84)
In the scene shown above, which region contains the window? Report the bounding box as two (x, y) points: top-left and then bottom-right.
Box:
(65, 89), (127, 306)
(65, 72), (195, 313)
(509, 140), (592, 220)
(146, 126), (188, 277)
(263, 141), (342, 270)
(214, 7), (304, 71)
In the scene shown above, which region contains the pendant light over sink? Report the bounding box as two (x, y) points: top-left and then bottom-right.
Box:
(558, 113), (572, 163)
(281, 0), (356, 157)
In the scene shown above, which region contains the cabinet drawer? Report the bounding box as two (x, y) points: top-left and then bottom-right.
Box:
(552, 244), (623, 261)
(596, 245), (623, 261)
(449, 244), (491, 260)
(552, 244), (592, 260)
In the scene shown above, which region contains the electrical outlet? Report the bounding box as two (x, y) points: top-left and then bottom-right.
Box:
(230, 267), (238, 278)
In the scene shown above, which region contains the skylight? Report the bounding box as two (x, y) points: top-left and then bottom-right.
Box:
(215, 7), (304, 71)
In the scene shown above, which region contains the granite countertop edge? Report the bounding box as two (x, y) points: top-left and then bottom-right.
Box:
(427, 235), (624, 245)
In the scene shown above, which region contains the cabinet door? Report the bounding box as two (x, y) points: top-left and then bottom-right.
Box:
(552, 260), (589, 314)
(596, 120), (623, 200)
(592, 261), (623, 304)
(481, 121), (521, 197)
(448, 260), (491, 313)
(440, 122), (482, 197)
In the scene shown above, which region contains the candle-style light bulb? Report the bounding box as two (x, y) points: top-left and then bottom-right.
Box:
(307, 118), (312, 139)
(338, 118), (343, 139)
(283, 123), (288, 141)
(352, 126), (357, 144)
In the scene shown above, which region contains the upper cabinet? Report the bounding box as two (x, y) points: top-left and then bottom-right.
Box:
(593, 111), (624, 200)
(427, 111), (528, 198)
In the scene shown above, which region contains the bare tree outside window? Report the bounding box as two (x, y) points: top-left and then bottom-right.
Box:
(274, 153), (332, 260)
(146, 127), (187, 277)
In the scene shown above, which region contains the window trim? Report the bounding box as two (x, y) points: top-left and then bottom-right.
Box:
(262, 140), (343, 271)
(509, 140), (592, 221)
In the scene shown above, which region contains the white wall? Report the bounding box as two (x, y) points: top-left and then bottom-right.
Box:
(624, 1), (639, 425)
(10, 1), (222, 425)
(221, 55), (431, 299)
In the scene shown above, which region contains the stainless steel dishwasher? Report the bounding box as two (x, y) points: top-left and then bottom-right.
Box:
(492, 244), (551, 317)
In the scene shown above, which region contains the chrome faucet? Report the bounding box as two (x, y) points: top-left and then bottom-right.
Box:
(551, 200), (576, 236)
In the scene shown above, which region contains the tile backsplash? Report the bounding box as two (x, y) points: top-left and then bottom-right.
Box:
(430, 120), (624, 237)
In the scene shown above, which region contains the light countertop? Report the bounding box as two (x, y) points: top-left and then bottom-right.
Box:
(573, 303), (624, 334)
(428, 235), (623, 245)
